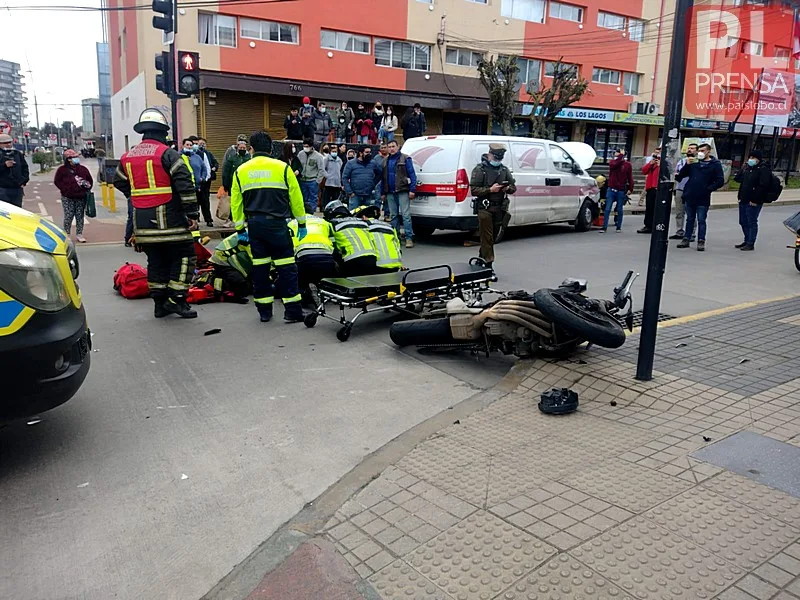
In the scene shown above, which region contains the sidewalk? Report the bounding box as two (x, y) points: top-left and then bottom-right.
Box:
(236, 296), (800, 600)
(630, 188), (800, 214)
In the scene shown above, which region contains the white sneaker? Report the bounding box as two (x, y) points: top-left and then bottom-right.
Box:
(405, 239), (414, 249)
(76, 235), (87, 243)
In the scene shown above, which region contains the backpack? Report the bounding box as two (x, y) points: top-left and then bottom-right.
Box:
(113, 263), (150, 299)
(764, 174), (783, 204)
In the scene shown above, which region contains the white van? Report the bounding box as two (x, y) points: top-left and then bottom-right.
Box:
(400, 135), (600, 237)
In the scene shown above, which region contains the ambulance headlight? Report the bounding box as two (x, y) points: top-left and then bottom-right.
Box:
(0, 249), (71, 312)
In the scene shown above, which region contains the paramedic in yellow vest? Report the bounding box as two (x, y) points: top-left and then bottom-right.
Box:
(322, 200), (378, 276)
(230, 130), (307, 323)
(113, 108), (200, 319)
(353, 205), (403, 273)
(288, 214), (337, 304)
(208, 232), (253, 299)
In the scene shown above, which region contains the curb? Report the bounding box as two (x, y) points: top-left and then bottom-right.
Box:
(627, 198), (800, 214)
(201, 360), (532, 600)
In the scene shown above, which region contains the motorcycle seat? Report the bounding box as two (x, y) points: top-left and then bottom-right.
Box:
(559, 278), (588, 293)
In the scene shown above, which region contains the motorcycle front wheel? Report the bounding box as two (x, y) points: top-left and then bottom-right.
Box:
(533, 289), (626, 349)
(794, 247), (800, 273)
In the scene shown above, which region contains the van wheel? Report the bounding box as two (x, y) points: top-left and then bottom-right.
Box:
(574, 200), (593, 232)
(414, 226), (435, 238)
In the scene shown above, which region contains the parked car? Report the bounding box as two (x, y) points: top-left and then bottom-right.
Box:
(401, 135), (600, 237)
(0, 203), (90, 422)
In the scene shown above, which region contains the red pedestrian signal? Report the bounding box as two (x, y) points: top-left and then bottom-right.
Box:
(181, 53), (195, 71)
(177, 51), (200, 96)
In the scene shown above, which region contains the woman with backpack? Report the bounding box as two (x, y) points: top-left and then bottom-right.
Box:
(733, 149), (773, 251)
(54, 149), (93, 243)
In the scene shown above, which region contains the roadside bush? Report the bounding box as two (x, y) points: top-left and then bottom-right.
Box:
(32, 151), (55, 172)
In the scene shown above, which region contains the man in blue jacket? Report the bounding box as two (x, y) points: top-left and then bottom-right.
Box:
(675, 142), (724, 252)
(182, 138), (207, 191)
(381, 140), (418, 248)
(342, 145), (382, 211)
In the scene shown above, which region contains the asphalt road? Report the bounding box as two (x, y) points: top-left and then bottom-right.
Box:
(1, 204), (799, 600)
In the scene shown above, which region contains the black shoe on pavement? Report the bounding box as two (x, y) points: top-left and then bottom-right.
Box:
(599, 228), (607, 233)
(637, 227), (652, 234)
(734, 242), (748, 249)
(697, 240), (706, 252)
(258, 306), (273, 322)
(677, 239), (690, 249)
(206, 222), (214, 228)
(669, 231), (684, 240)
(740, 244), (755, 251)
(163, 296), (198, 318)
(153, 297), (168, 318)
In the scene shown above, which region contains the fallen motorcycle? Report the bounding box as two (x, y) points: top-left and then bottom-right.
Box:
(389, 271), (638, 358)
(783, 211), (800, 272)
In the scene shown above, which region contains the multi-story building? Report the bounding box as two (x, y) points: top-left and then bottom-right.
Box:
(96, 42), (113, 145)
(0, 60), (26, 135)
(82, 98), (101, 134)
(107, 0), (798, 169)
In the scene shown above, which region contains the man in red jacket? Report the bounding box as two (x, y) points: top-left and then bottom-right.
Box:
(639, 146), (661, 234)
(601, 149), (634, 232)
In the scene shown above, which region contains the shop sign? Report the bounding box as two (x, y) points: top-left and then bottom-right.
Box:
(683, 119), (724, 130)
(521, 105), (614, 122)
(613, 112), (665, 125)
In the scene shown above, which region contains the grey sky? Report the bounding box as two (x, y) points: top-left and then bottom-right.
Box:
(3, 0), (104, 127)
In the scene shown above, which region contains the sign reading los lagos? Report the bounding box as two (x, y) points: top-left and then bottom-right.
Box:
(522, 105), (614, 122)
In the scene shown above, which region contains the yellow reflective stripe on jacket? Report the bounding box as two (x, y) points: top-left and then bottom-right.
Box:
(182, 155), (196, 186)
(125, 157), (173, 196)
(283, 293), (302, 304)
(240, 180), (288, 192)
(146, 160), (156, 188)
(254, 296), (274, 304)
(252, 257), (273, 266)
(273, 256), (295, 267)
(334, 223), (377, 261)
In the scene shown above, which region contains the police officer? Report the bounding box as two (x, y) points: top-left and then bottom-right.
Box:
(113, 108), (199, 319)
(288, 214), (337, 306)
(323, 200), (378, 276)
(230, 130), (307, 323)
(468, 143), (516, 269)
(353, 205), (403, 273)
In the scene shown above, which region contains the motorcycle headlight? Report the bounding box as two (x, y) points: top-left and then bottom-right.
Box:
(0, 248), (71, 312)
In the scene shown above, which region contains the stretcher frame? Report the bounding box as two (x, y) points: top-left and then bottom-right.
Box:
(303, 260), (498, 341)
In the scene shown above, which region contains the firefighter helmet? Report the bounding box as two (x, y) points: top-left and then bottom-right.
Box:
(133, 108), (170, 134)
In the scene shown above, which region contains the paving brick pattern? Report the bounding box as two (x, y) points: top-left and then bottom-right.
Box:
(320, 299), (800, 600)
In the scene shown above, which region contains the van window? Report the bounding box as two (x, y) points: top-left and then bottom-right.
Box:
(510, 142), (548, 172)
(549, 144), (576, 173)
(404, 139), (463, 173)
(468, 141), (505, 169)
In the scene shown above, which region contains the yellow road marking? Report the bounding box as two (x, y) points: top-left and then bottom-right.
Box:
(657, 293), (800, 329)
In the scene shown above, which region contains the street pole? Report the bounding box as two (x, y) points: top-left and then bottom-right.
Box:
(786, 129), (797, 184)
(747, 68), (764, 158)
(169, 0), (179, 140)
(635, 0), (694, 381)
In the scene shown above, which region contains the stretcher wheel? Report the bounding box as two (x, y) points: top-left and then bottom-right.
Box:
(337, 325), (352, 342)
(304, 313), (318, 328)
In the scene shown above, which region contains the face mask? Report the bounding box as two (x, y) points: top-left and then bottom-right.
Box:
(489, 160), (502, 167)
(387, 110), (392, 115)
(192, 144), (199, 151)
(747, 158), (758, 167)
(331, 151), (338, 157)
(304, 147), (313, 153)
(320, 107), (327, 113)
(304, 103), (310, 108)
(698, 152), (707, 160)
(238, 149), (247, 156)
(375, 109), (383, 115)
(184, 148), (193, 154)
(339, 118), (345, 123)
(71, 158), (80, 165)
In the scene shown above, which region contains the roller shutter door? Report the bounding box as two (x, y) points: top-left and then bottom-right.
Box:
(199, 89), (265, 167)
(267, 95), (296, 141)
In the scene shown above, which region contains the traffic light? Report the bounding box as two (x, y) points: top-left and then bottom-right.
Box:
(177, 51), (200, 96)
(155, 51), (173, 96)
(152, 0), (174, 34)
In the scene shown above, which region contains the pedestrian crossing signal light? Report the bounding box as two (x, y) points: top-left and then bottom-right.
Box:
(155, 51), (173, 96)
(177, 51), (200, 96)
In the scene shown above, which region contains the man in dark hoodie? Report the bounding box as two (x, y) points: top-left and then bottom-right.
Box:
(311, 101), (334, 146)
(675, 142), (724, 252)
(733, 149), (772, 251)
(284, 107), (305, 141)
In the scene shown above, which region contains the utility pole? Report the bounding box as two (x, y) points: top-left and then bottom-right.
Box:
(169, 0), (179, 138)
(635, 0), (694, 381)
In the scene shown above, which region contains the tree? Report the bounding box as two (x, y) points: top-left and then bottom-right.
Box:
(41, 122), (58, 136)
(527, 59), (589, 139)
(477, 55), (520, 136)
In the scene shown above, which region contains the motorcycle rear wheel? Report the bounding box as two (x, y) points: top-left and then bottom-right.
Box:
(794, 247), (800, 273)
(533, 289), (626, 349)
(389, 318), (456, 347)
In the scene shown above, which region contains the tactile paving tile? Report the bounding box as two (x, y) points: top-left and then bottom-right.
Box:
(570, 517), (744, 599)
(400, 454), (490, 507)
(485, 455), (552, 507)
(498, 553), (635, 599)
(701, 471), (800, 527)
(369, 560), (454, 600)
(407, 511), (557, 600)
(494, 436), (601, 482)
(442, 417), (532, 455)
(396, 435), (489, 477)
(563, 459), (693, 513)
(644, 487), (800, 570)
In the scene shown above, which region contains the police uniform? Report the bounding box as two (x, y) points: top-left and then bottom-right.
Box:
(469, 143), (516, 266)
(288, 215), (338, 296)
(207, 232), (253, 299)
(231, 149), (306, 322)
(113, 108), (199, 319)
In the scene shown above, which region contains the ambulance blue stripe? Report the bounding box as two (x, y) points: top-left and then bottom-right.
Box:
(35, 227), (58, 253)
(39, 218), (67, 242)
(0, 299), (24, 328)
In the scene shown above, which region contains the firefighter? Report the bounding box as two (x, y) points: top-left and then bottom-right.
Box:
(323, 200), (378, 276)
(467, 143), (516, 269)
(288, 214), (337, 306)
(113, 108), (199, 319)
(230, 130), (307, 323)
(352, 205), (403, 273)
(207, 232), (253, 300)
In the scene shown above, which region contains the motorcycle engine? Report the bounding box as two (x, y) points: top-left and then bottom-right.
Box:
(484, 320), (537, 357)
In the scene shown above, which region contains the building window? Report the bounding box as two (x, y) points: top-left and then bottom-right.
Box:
(623, 72), (641, 95)
(466, 0), (488, 3)
(198, 13), (237, 48)
(775, 46), (791, 60)
(517, 57), (542, 89)
(628, 18), (645, 42)
(725, 37), (738, 58)
(592, 67), (620, 85)
(501, 0), (546, 23)
(446, 47), (484, 67)
(120, 100), (124, 119)
(241, 18), (298, 44)
(320, 30), (369, 54)
(597, 11), (625, 31)
(375, 39), (431, 71)
(741, 40), (763, 56)
(549, 1), (583, 23)
(545, 61), (578, 78)
(124, 97), (130, 119)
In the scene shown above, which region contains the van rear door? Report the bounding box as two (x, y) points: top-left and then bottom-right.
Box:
(403, 138), (466, 221)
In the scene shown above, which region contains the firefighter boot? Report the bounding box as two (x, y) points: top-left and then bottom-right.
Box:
(258, 306), (273, 323)
(163, 294), (198, 319)
(153, 294), (169, 319)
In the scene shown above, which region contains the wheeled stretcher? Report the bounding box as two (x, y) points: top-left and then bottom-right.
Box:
(303, 259), (497, 341)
